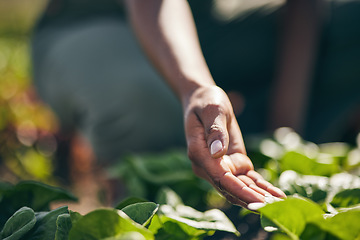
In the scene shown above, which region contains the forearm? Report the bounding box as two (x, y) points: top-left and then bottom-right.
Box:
(124, 0), (215, 106)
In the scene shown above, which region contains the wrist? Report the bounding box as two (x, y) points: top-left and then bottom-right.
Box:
(182, 85), (230, 116)
(178, 77), (217, 108)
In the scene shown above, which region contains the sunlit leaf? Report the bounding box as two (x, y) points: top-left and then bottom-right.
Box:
(68, 209), (154, 240)
(258, 197), (325, 239)
(281, 151), (340, 176)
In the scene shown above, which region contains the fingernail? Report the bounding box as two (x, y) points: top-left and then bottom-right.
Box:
(210, 140), (223, 155)
(247, 202), (266, 211)
(264, 226), (278, 232)
(264, 193), (284, 204)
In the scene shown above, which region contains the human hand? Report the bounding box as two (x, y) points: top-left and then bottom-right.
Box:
(184, 86), (286, 208)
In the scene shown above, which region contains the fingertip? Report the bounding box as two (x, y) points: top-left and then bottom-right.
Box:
(247, 202), (266, 211)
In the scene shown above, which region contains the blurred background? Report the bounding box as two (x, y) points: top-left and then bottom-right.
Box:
(0, 0), (58, 184)
(0, 0), (106, 214)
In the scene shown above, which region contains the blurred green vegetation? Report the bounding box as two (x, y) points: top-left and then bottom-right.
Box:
(0, 0), (59, 183)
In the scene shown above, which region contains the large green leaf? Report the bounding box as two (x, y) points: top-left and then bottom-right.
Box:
(12, 181), (78, 211)
(121, 202), (159, 226)
(158, 204), (239, 236)
(258, 197), (325, 239)
(299, 223), (327, 240)
(68, 208), (154, 240)
(155, 216), (209, 240)
(315, 208), (360, 240)
(0, 181), (77, 220)
(23, 206), (69, 240)
(281, 152), (340, 176)
(0, 207), (36, 240)
(0, 181), (76, 229)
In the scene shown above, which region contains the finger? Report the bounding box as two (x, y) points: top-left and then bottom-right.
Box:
(198, 104), (229, 159)
(247, 170), (287, 198)
(192, 164), (247, 206)
(215, 171), (265, 203)
(237, 175), (271, 196)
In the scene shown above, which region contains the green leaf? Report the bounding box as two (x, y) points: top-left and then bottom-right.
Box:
(69, 210), (83, 226)
(55, 214), (72, 240)
(319, 208), (360, 240)
(299, 223), (327, 240)
(121, 202), (159, 226)
(24, 206), (69, 240)
(258, 197), (325, 239)
(0, 181), (76, 229)
(68, 208), (154, 240)
(114, 197), (148, 210)
(13, 181), (78, 211)
(260, 215), (279, 233)
(0, 181), (77, 215)
(129, 155), (194, 184)
(270, 232), (293, 240)
(330, 189), (360, 208)
(281, 151), (339, 176)
(157, 216), (209, 240)
(0, 207), (36, 240)
(147, 214), (163, 235)
(158, 204), (239, 236)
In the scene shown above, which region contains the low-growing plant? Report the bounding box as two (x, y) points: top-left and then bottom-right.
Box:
(0, 182), (239, 240)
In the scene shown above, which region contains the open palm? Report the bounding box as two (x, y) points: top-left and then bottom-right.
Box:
(184, 86), (285, 207)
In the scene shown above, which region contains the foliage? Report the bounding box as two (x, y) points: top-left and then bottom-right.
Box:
(1, 131), (360, 239)
(248, 127), (360, 180)
(108, 150), (219, 211)
(0, 181), (239, 240)
(244, 128), (360, 240)
(255, 197), (360, 240)
(106, 129), (360, 239)
(0, 180), (77, 229)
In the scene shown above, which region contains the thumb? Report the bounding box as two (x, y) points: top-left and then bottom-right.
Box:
(201, 108), (229, 159)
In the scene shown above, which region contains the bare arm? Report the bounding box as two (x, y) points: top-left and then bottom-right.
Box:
(125, 0), (286, 207)
(125, 0), (214, 105)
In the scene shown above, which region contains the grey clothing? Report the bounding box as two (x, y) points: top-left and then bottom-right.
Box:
(32, 18), (185, 162)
